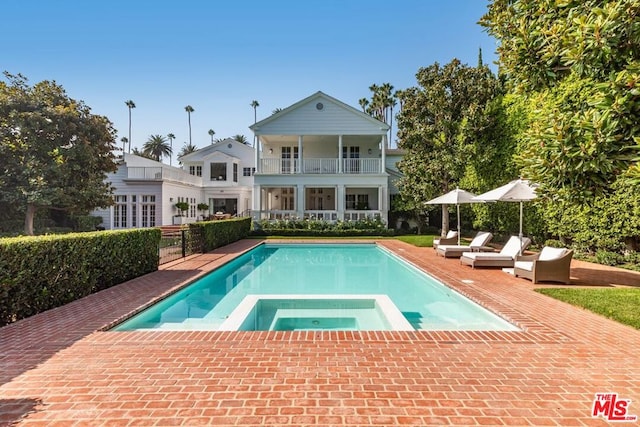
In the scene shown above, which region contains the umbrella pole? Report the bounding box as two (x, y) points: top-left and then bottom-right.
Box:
(457, 204), (461, 245)
(519, 201), (524, 255)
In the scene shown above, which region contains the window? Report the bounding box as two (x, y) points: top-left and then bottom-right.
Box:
(233, 163), (238, 182)
(114, 195), (127, 228)
(345, 194), (356, 210)
(130, 195), (137, 227)
(141, 195), (156, 227)
(346, 194), (369, 210)
(189, 165), (202, 177)
(210, 163), (226, 181)
(243, 167), (253, 177)
(190, 197), (196, 217)
(343, 146), (360, 173)
(281, 147), (298, 173)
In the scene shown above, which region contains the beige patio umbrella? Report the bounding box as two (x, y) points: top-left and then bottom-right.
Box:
(472, 179), (538, 255)
(425, 188), (481, 245)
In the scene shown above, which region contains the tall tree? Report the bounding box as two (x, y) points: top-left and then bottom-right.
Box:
(481, 0), (640, 198)
(395, 60), (502, 233)
(358, 98), (369, 112)
(208, 128), (215, 144)
(125, 100), (135, 153)
(250, 100), (259, 146)
(0, 73), (117, 235)
(142, 134), (172, 162)
(232, 134), (248, 144)
(184, 105), (194, 145)
(177, 142), (198, 164)
(166, 133), (175, 165)
(120, 137), (128, 154)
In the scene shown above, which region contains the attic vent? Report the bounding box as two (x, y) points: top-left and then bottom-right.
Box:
(316, 102), (324, 110)
(228, 143), (232, 148)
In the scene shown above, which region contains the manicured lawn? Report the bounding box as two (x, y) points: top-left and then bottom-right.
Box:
(394, 235), (435, 247)
(536, 288), (640, 330)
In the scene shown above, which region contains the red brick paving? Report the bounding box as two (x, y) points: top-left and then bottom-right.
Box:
(1, 239), (639, 426)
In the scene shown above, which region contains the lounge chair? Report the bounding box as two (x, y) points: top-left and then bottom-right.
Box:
(433, 230), (458, 248)
(460, 236), (531, 268)
(514, 246), (573, 284)
(435, 231), (494, 258)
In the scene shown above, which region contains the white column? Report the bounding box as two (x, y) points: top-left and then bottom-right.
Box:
(255, 136), (261, 174)
(378, 186), (384, 212)
(380, 135), (386, 174)
(297, 135), (303, 174)
(338, 135), (343, 173)
(337, 185), (345, 220)
(297, 184), (305, 218)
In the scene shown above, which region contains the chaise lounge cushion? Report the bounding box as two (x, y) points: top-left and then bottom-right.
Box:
(436, 231), (493, 258)
(433, 230), (459, 248)
(460, 236), (531, 268)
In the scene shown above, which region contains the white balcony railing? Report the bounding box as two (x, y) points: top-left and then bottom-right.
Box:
(127, 167), (202, 186)
(304, 210), (338, 221)
(259, 158), (381, 174)
(344, 211), (382, 221)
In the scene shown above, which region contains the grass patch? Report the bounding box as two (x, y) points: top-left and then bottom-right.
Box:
(394, 235), (435, 247)
(536, 288), (640, 330)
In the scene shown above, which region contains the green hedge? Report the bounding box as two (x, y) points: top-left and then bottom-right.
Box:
(0, 228), (161, 326)
(189, 217), (251, 252)
(249, 228), (395, 237)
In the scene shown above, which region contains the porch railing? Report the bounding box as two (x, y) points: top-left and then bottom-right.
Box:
(304, 210), (338, 221)
(344, 211), (382, 221)
(259, 158), (381, 174)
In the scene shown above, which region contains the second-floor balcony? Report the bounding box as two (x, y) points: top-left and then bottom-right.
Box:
(260, 158), (382, 175)
(126, 166), (203, 186)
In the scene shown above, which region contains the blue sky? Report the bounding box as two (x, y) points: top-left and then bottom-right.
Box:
(3, 0), (497, 161)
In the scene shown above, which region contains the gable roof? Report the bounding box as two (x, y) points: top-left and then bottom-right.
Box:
(179, 138), (253, 162)
(250, 91), (389, 136)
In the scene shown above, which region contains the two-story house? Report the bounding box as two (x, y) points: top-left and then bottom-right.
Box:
(180, 138), (254, 217)
(250, 91), (391, 222)
(93, 138), (254, 229)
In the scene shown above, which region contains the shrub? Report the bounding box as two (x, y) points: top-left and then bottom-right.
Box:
(189, 217), (251, 252)
(250, 217), (393, 237)
(0, 228), (161, 326)
(595, 250), (624, 266)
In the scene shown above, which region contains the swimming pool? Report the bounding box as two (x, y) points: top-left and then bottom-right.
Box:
(113, 243), (519, 331)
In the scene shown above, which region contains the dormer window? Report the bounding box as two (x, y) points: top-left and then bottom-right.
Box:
(189, 165), (202, 177)
(210, 163), (226, 181)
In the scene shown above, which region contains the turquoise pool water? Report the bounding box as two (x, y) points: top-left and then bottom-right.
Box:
(113, 243), (519, 331)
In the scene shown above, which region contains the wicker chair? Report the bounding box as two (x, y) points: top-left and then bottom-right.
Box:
(514, 247), (573, 284)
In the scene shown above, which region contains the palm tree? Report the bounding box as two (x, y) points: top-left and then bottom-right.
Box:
(167, 133), (175, 165)
(177, 142), (198, 164)
(120, 137), (128, 154)
(272, 107), (283, 115)
(232, 134), (248, 144)
(208, 129), (215, 144)
(125, 100), (136, 152)
(185, 105), (195, 145)
(250, 100), (259, 146)
(358, 98), (369, 112)
(142, 134), (172, 162)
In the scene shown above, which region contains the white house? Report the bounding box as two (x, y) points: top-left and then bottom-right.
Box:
(93, 138), (254, 229)
(180, 138), (254, 216)
(93, 93), (405, 230)
(250, 91), (393, 222)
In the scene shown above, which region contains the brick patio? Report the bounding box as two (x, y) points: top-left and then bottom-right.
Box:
(1, 239), (639, 426)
